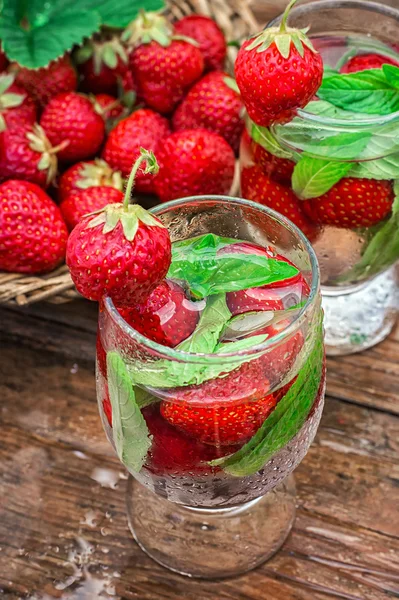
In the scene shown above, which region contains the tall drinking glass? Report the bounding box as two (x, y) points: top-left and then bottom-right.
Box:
(96, 196), (325, 578)
(240, 0), (399, 355)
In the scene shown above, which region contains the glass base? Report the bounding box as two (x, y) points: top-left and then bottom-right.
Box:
(322, 266), (398, 356)
(126, 475), (296, 579)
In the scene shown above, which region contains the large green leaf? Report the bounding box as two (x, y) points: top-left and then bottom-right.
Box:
(107, 352), (152, 473)
(168, 233), (298, 300)
(0, 0), (164, 68)
(317, 69), (399, 115)
(274, 100), (399, 164)
(210, 322), (324, 477)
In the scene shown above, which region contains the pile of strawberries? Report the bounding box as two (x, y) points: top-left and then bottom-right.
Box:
(0, 12), (243, 277)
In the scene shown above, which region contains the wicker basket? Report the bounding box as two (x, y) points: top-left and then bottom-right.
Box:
(0, 0), (260, 307)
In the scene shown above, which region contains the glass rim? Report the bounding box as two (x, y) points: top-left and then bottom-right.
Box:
(104, 195), (320, 365)
(268, 0), (399, 127)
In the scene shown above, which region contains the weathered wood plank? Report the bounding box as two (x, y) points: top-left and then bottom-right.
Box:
(1, 342), (398, 599)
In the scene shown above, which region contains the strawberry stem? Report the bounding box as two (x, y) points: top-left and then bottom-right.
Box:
(123, 148), (159, 209)
(280, 0), (299, 32)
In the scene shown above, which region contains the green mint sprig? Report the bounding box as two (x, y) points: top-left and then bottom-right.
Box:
(107, 352), (152, 473)
(168, 233), (298, 299)
(209, 319), (324, 477)
(317, 68), (399, 115)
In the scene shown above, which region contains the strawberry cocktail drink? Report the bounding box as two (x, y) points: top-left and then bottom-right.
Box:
(67, 161), (325, 578)
(237, 0), (399, 355)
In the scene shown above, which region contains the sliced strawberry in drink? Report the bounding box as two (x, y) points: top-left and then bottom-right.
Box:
(160, 387), (277, 447)
(143, 405), (227, 474)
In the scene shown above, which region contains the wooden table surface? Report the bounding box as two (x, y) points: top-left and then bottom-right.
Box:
(1, 300), (398, 600)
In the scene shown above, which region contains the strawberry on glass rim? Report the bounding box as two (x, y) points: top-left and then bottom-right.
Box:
(235, 0), (323, 127)
(66, 148), (171, 305)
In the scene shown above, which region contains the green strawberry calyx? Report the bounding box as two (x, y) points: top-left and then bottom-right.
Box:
(74, 37), (128, 74)
(122, 11), (198, 49)
(245, 0), (317, 60)
(122, 11), (173, 48)
(75, 158), (124, 192)
(26, 124), (69, 185)
(86, 148), (165, 241)
(0, 73), (27, 132)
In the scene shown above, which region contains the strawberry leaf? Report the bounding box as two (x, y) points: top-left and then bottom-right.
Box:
(168, 234), (299, 300)
(337, 183), (399, 283)
(317, 69), (399, 115)
(0, 0), (164, 68)
(292, 156), (353, 199)
(210, 320), (324, 476)
(107, 351), (152, 473)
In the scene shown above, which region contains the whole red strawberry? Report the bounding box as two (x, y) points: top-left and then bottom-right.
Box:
(0, 73), (36, 132)
(241, 165), (319, 240)
(340, 53), (399, 73)
(235, 0), (323, 127)
(0, 180), (68, 274)
(123, 12), (204, 114)
(13, 57), (77, 108)
(161, 377), (277, 446)
(66, 149), (171, 305)
(303, 178), (394, 228)
(58, 158), (123, 202)
(75, 38), (128, 95)
(172, 72), (244, 153)
(60, 186), (124, 230)
(116, 279), (201, 347)
(0, 123), (61, 188)
(154, 129), (235, 202)
(102, 108), (170, 192)
(174, 14), (227, 72)
(40, 92), (105, 162)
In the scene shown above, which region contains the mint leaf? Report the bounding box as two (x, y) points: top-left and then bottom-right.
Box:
(349, 153), (399, 180)
(276, 99), (399, 164)
(273, 121), (371, 161)
(169, 234), (298, 300)
(250, 121), (295, 160)
(0, 0), (164, 68)
(107, 352), (152, 473)
(337, 182), (399, 282)
(317, 69), (399, 115)
(210, 323), (324, 477)
(292, 155), (353, 199)
(382, 65), (399, 90)
(178, 294), (231, 354)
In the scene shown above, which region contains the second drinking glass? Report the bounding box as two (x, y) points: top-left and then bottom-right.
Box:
(240, 0), (399, 355)
(97, 196), (325, 579)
